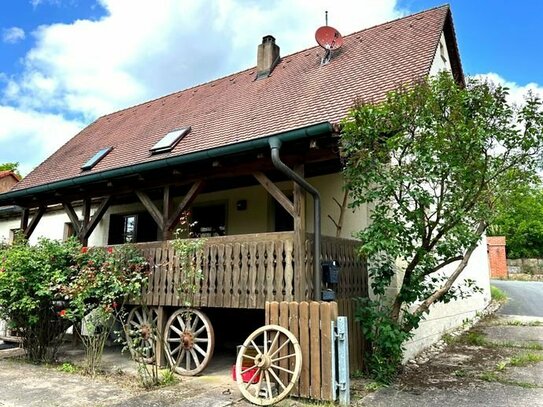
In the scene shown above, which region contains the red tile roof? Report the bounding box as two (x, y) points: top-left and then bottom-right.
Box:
(0, 171), (20, 182)
(13, 5), (456, 193)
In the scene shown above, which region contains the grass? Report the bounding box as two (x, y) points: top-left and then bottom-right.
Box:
(480, 371), (500, 382)
(509, 352), (543, 367)
(57, 362), (80, 374)
(463, 331), (488, 346)
(490, 285), (508, 302)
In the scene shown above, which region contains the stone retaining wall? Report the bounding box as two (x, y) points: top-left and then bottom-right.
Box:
(507, 258), (543, 275)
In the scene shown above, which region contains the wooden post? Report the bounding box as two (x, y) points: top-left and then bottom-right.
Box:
(293, 164), (306, 301)
(162, 186), (173, 241)
(20, 208), (29, 232)
(81, 198), (91, 246)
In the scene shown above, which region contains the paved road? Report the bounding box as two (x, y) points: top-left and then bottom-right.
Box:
(491, 280), (543, 317)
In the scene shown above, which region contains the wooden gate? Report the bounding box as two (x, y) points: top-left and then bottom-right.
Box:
(265, 301), (338, 401)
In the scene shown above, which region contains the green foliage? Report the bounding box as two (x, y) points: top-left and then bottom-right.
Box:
(0, 237), (80, 362)
(341, 72), (543, 381)
(488, 183), (543, 258)
(171, 212), (206, 307)
(59, 244), (149, 375)
(509, 352), (543, 367)
(355, 298), (412, 383)
(490, 285), (508, 302)
(57, 362), (80, 374)
(0, 162), (21, 178)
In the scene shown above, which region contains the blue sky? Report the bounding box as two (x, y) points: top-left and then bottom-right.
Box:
(1, 0), (542, 175)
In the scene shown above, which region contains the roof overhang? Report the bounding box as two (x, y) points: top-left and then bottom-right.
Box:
(0, 122), (333, 207)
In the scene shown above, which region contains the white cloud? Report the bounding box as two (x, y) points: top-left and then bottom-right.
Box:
(3, 0), (405, 174)
(2, 27), (26, 44)
(0, 105), (84, 175)
(5, 0), (403, 120)
(473, 72), (543, 107)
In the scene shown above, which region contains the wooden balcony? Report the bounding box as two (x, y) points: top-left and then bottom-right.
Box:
(133, 232), (367, 309)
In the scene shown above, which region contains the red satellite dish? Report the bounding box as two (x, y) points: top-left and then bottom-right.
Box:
(315, 26), (344, 50)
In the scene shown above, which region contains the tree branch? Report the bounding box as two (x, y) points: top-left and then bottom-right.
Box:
(413, 220), (487, 316)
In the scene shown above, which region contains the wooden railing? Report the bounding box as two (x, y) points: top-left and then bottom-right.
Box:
(132, 233), (367, 309)
(134, 232), (295, 309)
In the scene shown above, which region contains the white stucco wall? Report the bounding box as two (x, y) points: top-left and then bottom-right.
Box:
(401, 236), (491, 360)
(0, 172), (368, 247)
(429, 32), (453, 75)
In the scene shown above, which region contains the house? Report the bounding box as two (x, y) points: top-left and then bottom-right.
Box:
(0, 5), (490, 368)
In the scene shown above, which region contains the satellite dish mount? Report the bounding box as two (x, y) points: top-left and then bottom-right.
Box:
(315, 12), (344, 65)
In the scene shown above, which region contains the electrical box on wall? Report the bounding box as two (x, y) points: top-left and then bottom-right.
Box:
(322, 260), (340, 284)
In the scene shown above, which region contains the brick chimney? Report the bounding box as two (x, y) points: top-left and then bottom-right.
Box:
(256, 35), (280, 80)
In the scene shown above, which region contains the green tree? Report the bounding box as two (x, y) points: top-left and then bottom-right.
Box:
(340, 72), (543, 381)
(0, 162), (21, 178)
(489, 182), (543, 259)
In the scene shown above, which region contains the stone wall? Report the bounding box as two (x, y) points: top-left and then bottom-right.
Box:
(507, 258), (543, 275)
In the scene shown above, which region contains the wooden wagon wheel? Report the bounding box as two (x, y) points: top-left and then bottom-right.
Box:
(126, 306), (159, 364)
(164, 309), (215, 375)
(235, 325), (302, 406)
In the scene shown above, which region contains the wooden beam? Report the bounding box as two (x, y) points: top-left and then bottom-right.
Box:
(82, 196), (112, 239)
(24, 206), (46, 239)
(135, 190), (164, 230)
(254, 171), (295, 217)
(167, 180), (205, 231)
(62, 202), (81, 236)
(20, 208), (29, 232)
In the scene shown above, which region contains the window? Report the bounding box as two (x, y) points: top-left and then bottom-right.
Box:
(81, 147), (113, 171)
(273, 194), (294, 232)
(63, 222), (76, 241)
(8, 228), (18, 244)
(108, 212), (158, 244)
(150, 127), (191, 154)
(190, 203), (226, 237)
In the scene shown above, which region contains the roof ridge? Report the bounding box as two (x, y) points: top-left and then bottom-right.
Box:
(95, 4), (451, 122)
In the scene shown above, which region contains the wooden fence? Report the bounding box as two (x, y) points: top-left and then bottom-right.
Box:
(265, 301), (338, 401)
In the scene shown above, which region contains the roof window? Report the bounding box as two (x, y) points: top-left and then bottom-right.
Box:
(81, 147), (113, 171)
(150, 127), (191, 154)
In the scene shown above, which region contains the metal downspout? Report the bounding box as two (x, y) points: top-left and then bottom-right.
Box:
(268, 137), (321, 301)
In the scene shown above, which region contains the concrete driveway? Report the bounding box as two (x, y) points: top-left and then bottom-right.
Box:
(360, 313), (543, 407)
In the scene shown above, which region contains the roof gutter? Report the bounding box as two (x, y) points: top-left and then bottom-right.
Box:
(0, 122), (333, 205)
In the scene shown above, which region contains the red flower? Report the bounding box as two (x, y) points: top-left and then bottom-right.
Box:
(81, 247), (88, 253)
(59, 309), (67, 317)
(107, 247), (113, 254)
(112, 301), (118, 309)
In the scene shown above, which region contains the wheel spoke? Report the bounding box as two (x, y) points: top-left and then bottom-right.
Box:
(270, 364), (295, 375)
(269, 338), (290, 358)
(185, 349), (191, 370)
(268, 366), (287, 390)
(190, 315), (200, 331)
(263, 330), (268, 354)
(193, 337), (208, 343)
(271, 353), (298, 363)
(244, 368), (262, 389)
(250, 340), (262, 356)
(193, 344), (208, 358)
(170, 344), (181, 355)
(177, 315), (186, 331)
(168, 337), (182, 342)
(170, 325), (182, 336)
(135, 309), (143, 324)
(240, 364), (257, 374)
(265, 370), (273, 399)
(194, 325), (206, 336)
(190, 348), (200, 367)
(269, 331), (280, 355)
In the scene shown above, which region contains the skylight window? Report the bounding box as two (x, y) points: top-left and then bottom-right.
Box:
(150, 127), (191, 154)
(81, 147), (113, 171)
